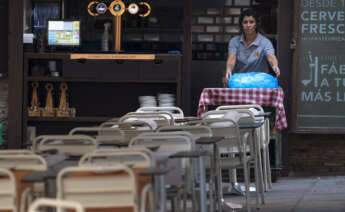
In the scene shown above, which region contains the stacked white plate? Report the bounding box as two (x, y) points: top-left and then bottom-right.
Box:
(157, 93), (175, 107)
(138, 96), (157, 107)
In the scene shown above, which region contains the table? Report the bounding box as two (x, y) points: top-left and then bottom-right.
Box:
(197, 88), (287, 130)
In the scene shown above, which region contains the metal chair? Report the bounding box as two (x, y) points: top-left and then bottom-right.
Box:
(0, 168), (17, 212)
(217, 104), (273, 190)
(0, 151), (47, 212)
(191, 112), (252, 212)
(57, 164), (139, 212)
(129, 132), (206, 212)
(203, 109), (265, 209)
(79, 148), (155, 212)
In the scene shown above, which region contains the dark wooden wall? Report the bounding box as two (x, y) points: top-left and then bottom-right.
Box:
(8, 0), (24, 148)
(0, 0), (8, 77)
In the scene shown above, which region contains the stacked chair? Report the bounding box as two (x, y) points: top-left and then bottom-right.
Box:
(217, 105), (272, 191)
(129, 131), (206, 212)
(201, 108), (266, 210)
(187, 110), (252, 212)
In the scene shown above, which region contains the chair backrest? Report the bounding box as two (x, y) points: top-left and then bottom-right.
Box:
(203, 109), (255, 124)
(157, 125), (212, 139)
(79, 148), (155, 168)
(216, 104), (264, 113)
(129, 132), (194, 152)
(28, 198), (85, 212)
(120, 112), (174, 128)
(0, 153), (47, 171)
(216, 104), (264, 121)
(0, 150), (34, 155)
(69, 127), (125, 144)
(218, 106), (270, 146)
(34, 135), (98, 156)
(99, 121), (118, 128)
(136, 106), (184, 119)
(57, 164), (138, 212)
(78, 148), (153, 212)
(129, 132), (194, 187)
(0, 168), (17, 212)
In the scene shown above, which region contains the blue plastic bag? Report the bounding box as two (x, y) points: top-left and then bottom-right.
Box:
(229, 72), (279, 88)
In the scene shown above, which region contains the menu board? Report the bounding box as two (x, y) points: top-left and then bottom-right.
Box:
(294, 0), (345, 132)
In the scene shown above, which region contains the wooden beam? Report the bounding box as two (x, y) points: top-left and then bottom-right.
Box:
(8, 0), (24, 148)
(182, 0), (192, 116)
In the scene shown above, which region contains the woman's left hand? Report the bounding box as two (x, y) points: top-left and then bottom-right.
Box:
(273, 66), (280, 77)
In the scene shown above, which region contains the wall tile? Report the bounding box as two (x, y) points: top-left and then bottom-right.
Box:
(206, 26), (222, 33)
(234, 0), (251, 6)
(192, 26), (204, 33)
(198, 34), (213, 42)
(224, 17), (232, 24)
(206, 8), (221, 15)
(234, 17), (240, 24)
(225, 8), (242, 15)
(197, 17), (214, 24)
(225, 26), (240, 33)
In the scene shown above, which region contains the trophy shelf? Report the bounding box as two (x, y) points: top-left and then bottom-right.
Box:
(22, 52), (182, 141)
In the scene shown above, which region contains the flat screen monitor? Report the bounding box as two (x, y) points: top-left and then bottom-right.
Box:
(47, 20), (80, 47)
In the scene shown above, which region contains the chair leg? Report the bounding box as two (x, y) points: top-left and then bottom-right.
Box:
(255, 130), (265, 205)
(266, 148), (273, 189)
(262, 147), (269, 192)
(243, 161), (251, 212)
(254, 160), (260, 209)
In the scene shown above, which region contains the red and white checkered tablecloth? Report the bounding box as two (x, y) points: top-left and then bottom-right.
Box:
(197, 88), (288, 130)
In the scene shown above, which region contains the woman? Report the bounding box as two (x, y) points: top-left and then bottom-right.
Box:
(224, 8), (280, 85)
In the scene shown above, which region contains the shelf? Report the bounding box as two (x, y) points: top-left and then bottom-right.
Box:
(125, 28), (183, 33)
(27, 77), (178, 83)
(27, 116), (115, 123)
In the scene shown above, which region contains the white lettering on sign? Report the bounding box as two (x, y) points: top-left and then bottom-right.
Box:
(301, 23), (345, 34)
(333, 78), (345, 87)
(301, 0), (337, 8)
(300, 11), (344, 21)
(301, 90), (332, 102)
(300, 1), (345, 40)
(320, 78), (329, 87)
(336, 92), (345, 101)
(320, 63), (345, 75)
